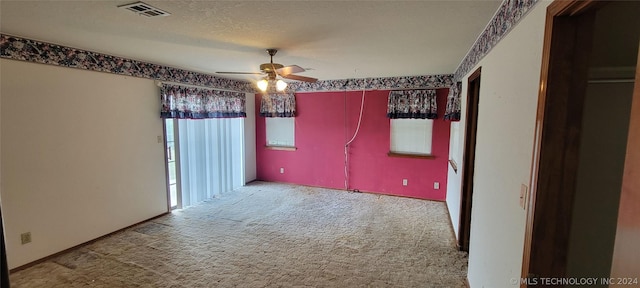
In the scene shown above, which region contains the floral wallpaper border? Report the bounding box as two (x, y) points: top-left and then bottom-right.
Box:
(1, 33), (455, 93)
(0, 33), (256, 93)
(2, 0), (541, 95)
(288, 74), (453, 92)
(453, 0), (539, 80)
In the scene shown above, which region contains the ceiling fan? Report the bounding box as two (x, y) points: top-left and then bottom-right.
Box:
(216, 49), (318, 89)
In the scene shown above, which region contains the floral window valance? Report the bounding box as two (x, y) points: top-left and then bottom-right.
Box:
(444, 82), (462, 121)
(387, 89), (438, 119)
(160, 85), (246, 119)
(260, 92), (296, 118)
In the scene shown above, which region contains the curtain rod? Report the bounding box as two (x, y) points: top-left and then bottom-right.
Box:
(155, 80), (252, 93)
(588, 78), (635, 84)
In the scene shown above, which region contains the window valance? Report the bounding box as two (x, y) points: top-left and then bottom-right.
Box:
(160, 85), (246, 119)
(444, 82), (462, 121)
(387, 89), (438, 119)
(260, 93), (296, 118)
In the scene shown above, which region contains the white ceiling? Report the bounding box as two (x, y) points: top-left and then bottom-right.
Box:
(0, 0), (501, 82)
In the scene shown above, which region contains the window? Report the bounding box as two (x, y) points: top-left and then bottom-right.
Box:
(266, 117), (295, 147)
(449, 122), (460, 161)
(448, 122), (460, 172)
(390, 119), (433, 155)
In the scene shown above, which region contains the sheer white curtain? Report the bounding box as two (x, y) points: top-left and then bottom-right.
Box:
(177, 118), (245, 208)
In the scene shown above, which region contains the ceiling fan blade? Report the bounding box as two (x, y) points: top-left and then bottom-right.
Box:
(216, 71), (264, 75)
(277, 65), (305, 76)
(281, 74), (318, 83)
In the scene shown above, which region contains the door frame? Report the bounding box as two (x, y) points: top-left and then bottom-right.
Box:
(458, 67), (482, 252)
(521, 0), (601, 281)
(163, 118), (182, 210)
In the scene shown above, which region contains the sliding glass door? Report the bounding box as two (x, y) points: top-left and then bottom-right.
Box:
(165, 119), (180, 209)
(164, 118), (245, 210)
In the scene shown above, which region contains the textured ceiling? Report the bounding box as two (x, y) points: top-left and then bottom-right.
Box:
(0, 0), (501, 82)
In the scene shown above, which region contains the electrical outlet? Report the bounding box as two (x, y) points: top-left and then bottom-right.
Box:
(402, 179), (408, 186)
(157, 136), (162, 143)
(434, 182), (440, 189)
(280, 167), (284, 174)
(520, 184), (528, 209)
(21, 232), (31, 245)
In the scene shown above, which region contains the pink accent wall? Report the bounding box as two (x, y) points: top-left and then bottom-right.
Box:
(255, 89), (450, 201)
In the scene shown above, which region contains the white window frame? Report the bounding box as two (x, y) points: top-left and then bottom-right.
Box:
(265, 117), (295, 148)
(389, 118), (433, 156)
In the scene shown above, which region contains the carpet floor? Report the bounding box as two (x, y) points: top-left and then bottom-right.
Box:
(9, 181), (468, 287)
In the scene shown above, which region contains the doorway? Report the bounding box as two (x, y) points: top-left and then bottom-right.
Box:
(163, 118), (246, 210)
(523, 0), (640, 282)
(459, 67), (481, 252)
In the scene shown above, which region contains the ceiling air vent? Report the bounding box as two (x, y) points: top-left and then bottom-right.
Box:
(118, 2), (170, 17)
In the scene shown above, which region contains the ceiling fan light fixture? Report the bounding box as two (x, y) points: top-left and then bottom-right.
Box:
(257, 79), (268, 92)
(276, 80), (287, 91)
(218, 49), (317, 86)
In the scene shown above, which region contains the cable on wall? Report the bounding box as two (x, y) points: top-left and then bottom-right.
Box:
(344, 89), (366, 190)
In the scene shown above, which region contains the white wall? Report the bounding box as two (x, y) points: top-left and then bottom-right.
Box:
(244, 92), (257, 182)
(446, 1), (552, 287)
(0, 59), (168, 268)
